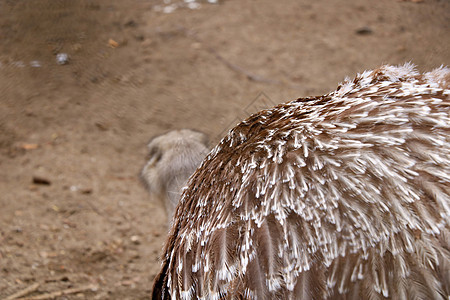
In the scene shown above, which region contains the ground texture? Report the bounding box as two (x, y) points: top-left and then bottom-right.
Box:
(1, 0), (449, 298)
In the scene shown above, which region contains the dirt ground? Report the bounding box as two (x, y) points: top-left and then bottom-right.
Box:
(0, 0), (449, 299)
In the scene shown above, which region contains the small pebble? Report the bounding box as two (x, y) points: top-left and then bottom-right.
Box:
(33, 176), (51, 185)
(355, 26), (373, 35)
(30, 60), (41, 68)
(130, 235), (141, 244)
(163, 4), (177, 13)
(56, 53), (69, 65)
(187, 2), (201, 9)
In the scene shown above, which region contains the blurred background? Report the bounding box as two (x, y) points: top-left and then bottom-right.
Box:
(0, 0), (449, 298)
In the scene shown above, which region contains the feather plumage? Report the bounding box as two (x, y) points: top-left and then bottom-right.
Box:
(152, 64), (450, 299)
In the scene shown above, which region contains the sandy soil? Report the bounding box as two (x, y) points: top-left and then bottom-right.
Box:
(0, 0), (449, 298)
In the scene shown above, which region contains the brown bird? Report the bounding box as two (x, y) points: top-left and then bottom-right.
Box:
(152, 64), (450, 299)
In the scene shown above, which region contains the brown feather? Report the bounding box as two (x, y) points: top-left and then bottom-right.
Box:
(152, 64), (450, 299)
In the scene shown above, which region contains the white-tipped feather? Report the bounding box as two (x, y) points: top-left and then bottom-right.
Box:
(152, 64), (450, 299)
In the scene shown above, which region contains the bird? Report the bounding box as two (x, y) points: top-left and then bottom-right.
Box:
(141, 129), (209, 223)
(152, 64), (450, 299)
